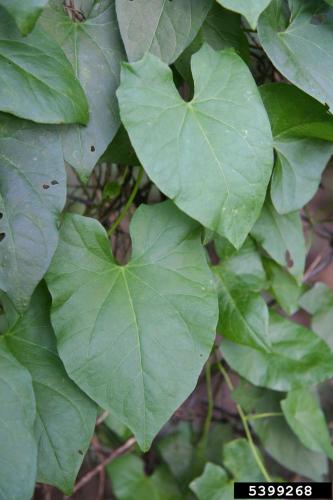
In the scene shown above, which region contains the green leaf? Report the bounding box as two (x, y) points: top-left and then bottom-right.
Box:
(281, 388), (333, 459)
(157, 423), (195, 486)
(213, 240), (271, 351)
(101, 126), (140, 166)
(217, 0), (271, 29)
(190, 463), (233, 500)
(300, 282), (333, 314)
(0, 114), (66, 312)
(41, 0), (125, 178)
(232, 378), (268, 414)
(252, 389), (328, 481)
(264, 259), (303, 315)
(222, 311), (333, 391)
(0, 7), (88, 124)
(0, 0), (49, 35)
(251, 198), (305, 282)
(214, 237), (267, 291)
(190, 439), (264, 500)
(46, 201), (218, 451)
(104, 412), (132, 440)
(175, 4), (249, 85)
(202, 4), (249, 60)
(117, 44), (273, 248)
(258, 0), (333, 111)
(260, 83), (333, 213)
(115, 0), (212, 64)
(107, 454), (182, 500)
(300, 283), (333, 350)
(223, 438), (264, 482)
(0, 339), (37, 500)
(6, 283), (97, 495)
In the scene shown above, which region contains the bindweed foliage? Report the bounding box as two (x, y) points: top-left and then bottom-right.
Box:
(1, 0), (333, 497)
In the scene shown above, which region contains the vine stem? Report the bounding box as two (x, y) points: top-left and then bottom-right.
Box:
(216, 361), (272, 482)
(108, 167), (143, 236)
(72, 437), (136, 494)
(245, 412), (283, 421)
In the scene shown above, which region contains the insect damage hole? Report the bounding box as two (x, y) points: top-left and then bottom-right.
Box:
(51, 180), (59, 185)
(90, 145), (96, 152)
(0, 233), (5, 242)
(42, 184), (50, 190)
(0, 213), (3, 220)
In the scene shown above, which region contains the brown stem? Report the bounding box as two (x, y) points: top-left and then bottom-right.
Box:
(71, 437), (136, 494)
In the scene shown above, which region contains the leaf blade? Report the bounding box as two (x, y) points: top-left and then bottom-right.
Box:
(46, 201), (218, 450)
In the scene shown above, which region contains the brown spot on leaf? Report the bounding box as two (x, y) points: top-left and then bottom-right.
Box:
(90, 145), (96, 152)
(285, 250), (294, 268)
(51, 180), (59, 185)
(43, 184), (50, 190)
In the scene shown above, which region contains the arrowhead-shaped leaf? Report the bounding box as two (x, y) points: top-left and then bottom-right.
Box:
(281, 388), (333, 459)
(0, 7), (88, 124)
(6, 283), (97, 494)
(222, 311), (333, 391)
(217, 0), (271, 29)
(0, 339), (37, 500)
(0, 114), (66, 312)
(258, 0), (333, 111)
(260, 83), (333, 214)
(251, 198), (305, 282)
(117, 44), (273, 248)
(115, 0), (212, 64)
(41, 0), (125, 177)
(0, 0), (49, 35)
(46, 201), (218, 450)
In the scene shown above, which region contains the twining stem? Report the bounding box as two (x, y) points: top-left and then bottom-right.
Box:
(216, 361), (272, 482)
(108, 167), (143, 236)
(245, 412), (283, 421)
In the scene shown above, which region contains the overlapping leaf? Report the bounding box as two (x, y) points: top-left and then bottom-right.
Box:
(46, 201), (218, 450)
(108, 454), (182, 500)
(217, 0), (271, 29)
(0, 340), (37, 500)
(300, 283), (333, 350)
(251, 389), (328, 481)
(0, 7), (88, 124)
(190, 439), (264, 500)
(115, 0), (212, 64)
(41, 0), (125, 177)
(5, 284), (97, 494)
(175, 3), (249, 84)
(281, 388), (333, 459)
(260, 83), (333, 213)
(264, 259), (302, 315)
(258, 0), (333, 111)
(0, 0), (49, 35)
(214, 239), (270, 351)
(251, 198), (305, 281)
(118, 44), (273, 248)
(0, 114), (66, 312)
(222, 311), (333, 391)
